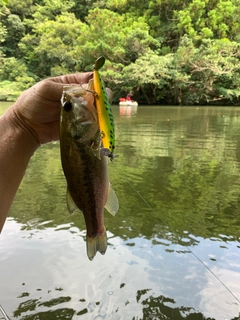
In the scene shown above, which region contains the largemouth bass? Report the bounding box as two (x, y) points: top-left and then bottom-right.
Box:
(93, 56), (115, 160)
(60, 80), (118, 260)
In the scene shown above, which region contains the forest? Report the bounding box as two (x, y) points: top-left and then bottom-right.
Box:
(0, 0), (240, 105)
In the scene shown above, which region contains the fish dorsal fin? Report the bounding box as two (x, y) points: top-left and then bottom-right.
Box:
(66, 187), (78, 215)
(105, 183), (119, 216)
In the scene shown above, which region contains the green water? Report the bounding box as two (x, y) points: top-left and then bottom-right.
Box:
(0, 102), (240, 319)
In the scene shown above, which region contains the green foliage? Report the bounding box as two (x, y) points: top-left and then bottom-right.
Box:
(0, 57), (27, 81)
(32, 0), (75, 21)
(75, 8), (158, 69)
(70, 0), (95, 21)
(0, 80), (22, 100)
(34, 13), (83, 76)
(173, 37), (240, 104)
(119, 50), (174, 104)
(0, 0), (240, 104)
(0, 57), (35, 95)
(0, 22), (7, 43)
(175, 0), (239, 42)
(19, 12), (84, 77)
(6, 0), (33, 19)
(0, 4), (9, 44)
(2, 13), (25, 56)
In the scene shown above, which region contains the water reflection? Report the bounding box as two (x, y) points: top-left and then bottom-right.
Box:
(119, 105), (138, 118)
(14, 297), (74, 319)
(10, 293), (218, 320)
(1, 104), (240, 319)
(1, 219), (240, 319)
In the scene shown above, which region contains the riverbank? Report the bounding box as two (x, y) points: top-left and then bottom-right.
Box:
(1, 81), (240, 106)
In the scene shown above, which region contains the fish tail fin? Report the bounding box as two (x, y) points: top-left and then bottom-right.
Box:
(86, 229), (107, 261)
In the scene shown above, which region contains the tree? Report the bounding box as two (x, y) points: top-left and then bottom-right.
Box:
(19, 12), (84, 77)
(31, 0), (75, 21)
(70, 0), (95, 21)
(96, 0), (190, 49)
(175, 0), (240, 43)
(0, 2), (8, 50)
(172, 36), (240, 105)
(6, 0), (34, 19)
(0, 0), (240, 104)
(0, 21), (7, 45)
(119, 49), (174, 104)
(75, 8), (158, 69)
(1, 13), (25, 56)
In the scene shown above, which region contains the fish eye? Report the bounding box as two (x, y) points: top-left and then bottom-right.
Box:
(63, 101), (72, 112)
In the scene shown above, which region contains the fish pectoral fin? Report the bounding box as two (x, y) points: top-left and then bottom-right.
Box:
(105, 183), (119, 216)
(66, 187), (78, 215)
(86, 230), (107, 261)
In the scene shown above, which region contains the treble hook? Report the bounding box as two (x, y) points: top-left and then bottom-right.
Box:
(79, 82), (97, 96)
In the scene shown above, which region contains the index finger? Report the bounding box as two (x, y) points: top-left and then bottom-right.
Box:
(34, 72), (93, 102)
(50, 72), (93, 85)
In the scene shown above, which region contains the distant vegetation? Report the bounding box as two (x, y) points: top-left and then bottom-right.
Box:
(0, 0), (240, 105)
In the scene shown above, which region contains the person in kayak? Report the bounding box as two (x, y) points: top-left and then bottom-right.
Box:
(126, 93), (132, 101)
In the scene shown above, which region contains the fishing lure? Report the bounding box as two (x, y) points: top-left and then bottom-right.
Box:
(93, 56), (115, 161)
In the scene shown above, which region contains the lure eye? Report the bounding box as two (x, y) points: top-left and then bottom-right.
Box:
(63, 101), (72, 112)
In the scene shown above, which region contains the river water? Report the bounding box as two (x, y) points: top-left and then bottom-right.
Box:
(0, 102), (240, 320)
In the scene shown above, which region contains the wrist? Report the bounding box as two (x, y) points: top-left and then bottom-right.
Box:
(0, 105), (39, 231)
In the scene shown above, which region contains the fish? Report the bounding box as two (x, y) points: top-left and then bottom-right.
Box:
(60, 80), (119, 260)
(93, 56), (115, 160)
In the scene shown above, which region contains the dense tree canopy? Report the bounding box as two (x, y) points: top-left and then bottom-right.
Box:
(0, 0), (240, 105)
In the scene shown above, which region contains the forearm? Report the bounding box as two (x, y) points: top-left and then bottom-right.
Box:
(0, 105), (39, 233)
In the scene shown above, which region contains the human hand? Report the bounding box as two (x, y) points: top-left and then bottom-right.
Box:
(11, 72), (93, 146)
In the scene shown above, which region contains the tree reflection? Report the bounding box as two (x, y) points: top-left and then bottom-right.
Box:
(21, 308), (75, 320)
(10, 291), (240, 320)
(9, 107), (240, 243)
(136, 289), (220, 320)
(13, 297), (73, 320)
